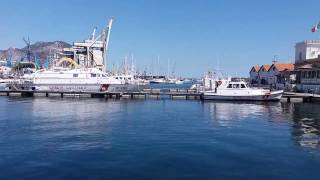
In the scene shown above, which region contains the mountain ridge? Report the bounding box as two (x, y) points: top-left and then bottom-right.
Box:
(0, 41), (71, 64)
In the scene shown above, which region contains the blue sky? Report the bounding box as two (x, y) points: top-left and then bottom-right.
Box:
(0, 0), (319, 77)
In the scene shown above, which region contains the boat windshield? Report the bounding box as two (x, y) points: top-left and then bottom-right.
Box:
(227, 82), (248, 89)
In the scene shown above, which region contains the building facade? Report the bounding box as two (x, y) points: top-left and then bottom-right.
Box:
(294, 40), (320, 93)
(295, 40), (320, 62)
(249, 63), (294, 89)
(249, 65), (260, 84)
(295, 56), (320, 93)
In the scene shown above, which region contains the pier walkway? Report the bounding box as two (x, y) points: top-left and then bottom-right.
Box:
(283, 92), (320, 102)
(0, 89), (203, 100)
(1, 89), (320, 102)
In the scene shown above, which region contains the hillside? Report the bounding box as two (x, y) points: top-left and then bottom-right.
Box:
(0, 41), (71, 64)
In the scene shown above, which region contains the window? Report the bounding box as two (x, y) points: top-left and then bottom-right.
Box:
(312, 71), (316, 78)
(73, 74), (78, 78)
(317, 71), (320, 78)
(102, 74), (106, 77)
(233, 84), (239, 88)
(91, 73), (97, 77)
(241, 84), (246, 88)
(227, 84), (232, 88)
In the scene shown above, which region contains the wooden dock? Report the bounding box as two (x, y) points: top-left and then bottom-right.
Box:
(0, 89), (203, 100)
(282, 92), (320, 102)
(1, 89), (320, 102)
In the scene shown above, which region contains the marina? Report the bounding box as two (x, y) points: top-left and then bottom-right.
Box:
(1, 96), (320, 179)
(1, 1), (320, 179)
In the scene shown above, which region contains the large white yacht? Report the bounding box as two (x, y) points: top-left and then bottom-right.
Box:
(203, 77), (283, 101)
(9, 67), (145, 92)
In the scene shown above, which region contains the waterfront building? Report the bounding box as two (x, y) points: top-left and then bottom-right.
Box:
(249, 63), (294, 89)
(249, 65), (260, 84)
(257, 64), (272, 85)
(295, 55), (320, 93)
(295, 40), (320, 62)
(267, 63), (295, 89)
(294, 40), (320, 93)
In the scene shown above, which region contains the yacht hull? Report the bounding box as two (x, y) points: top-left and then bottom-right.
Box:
(9, 83), (149, 93)
(203, 90), (283, 101)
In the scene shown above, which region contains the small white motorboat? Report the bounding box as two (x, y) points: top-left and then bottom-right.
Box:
(203, 77), (283, 101)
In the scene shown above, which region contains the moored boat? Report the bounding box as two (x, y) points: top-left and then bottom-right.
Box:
(8, 67), (145, 93)
(203, 77), (283, 101)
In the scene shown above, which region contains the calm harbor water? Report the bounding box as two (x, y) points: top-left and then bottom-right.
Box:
(0, 97), (320, 179)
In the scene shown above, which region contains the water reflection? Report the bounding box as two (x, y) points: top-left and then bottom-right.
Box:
(28, 98), (124, 151)
(204, 101), (285, 126)
(205, 101), (320, 150)
(291, 103), (320, 150)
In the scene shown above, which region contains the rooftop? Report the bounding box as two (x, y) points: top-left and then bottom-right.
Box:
(270, 63), (294, 72)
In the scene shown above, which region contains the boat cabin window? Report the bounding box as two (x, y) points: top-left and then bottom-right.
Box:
(91, 73), (97, 77)
(241, 84), (246, 88)
(102, 74), (106, 77)
(227, 84), (232, 88)
(232, 84), (239, 88)
(128, 77), (131, 80)
(73, 74), (78, 78)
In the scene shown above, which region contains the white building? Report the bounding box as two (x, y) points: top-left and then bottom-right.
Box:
(295, 40), (320, 63)
(294, 40), (320, 93)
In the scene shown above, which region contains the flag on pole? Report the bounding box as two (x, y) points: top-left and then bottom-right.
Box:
(311, 22), (320, 32)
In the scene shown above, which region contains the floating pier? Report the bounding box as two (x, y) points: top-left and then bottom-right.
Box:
(1, 89), (320, 102)
(282, 92), (320, 103)
(0, 89), (203, 100)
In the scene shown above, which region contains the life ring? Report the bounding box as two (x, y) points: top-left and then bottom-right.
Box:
(100, 84), (109, 91)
